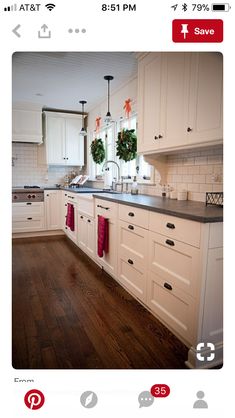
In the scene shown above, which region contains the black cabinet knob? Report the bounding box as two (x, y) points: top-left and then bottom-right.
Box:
(128, 212), (135, 217)
(80, 216), (83, 219)
(187, 127), (193, 132)
(164, 282), (172, 291)
(27, 217), (32, 220)
(87, 219), (91, 223)
(166, 222), (175, 229)
(128, 225), (134, 230)
(166, 239), (175, 246)
(128, 259), (134, 265)
(154, 135), (159, 140)
(158, 134), (163, 139)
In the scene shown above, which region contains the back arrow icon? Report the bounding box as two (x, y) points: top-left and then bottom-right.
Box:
(12, 24), (21, 38)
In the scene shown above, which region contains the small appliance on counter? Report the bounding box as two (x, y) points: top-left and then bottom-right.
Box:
(69, 175), (89, 188)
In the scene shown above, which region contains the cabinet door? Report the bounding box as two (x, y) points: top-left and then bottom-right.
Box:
(138, 53), (163, 153)
(45, 190), (61, 230)
(96, 217), (118, 278)
(46, 115), (66, 165)
(159, 53), (190, 150)
(65, 117), (84, 166)
(118, 220), (148, 302)
(77, 213), (87, 251)
(86, 217), (95, 258)
(187, 52), (223, 144)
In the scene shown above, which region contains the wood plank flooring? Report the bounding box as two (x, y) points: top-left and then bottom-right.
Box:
(12, 236), (188, 369)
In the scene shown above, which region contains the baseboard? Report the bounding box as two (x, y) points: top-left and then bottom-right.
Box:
(12, 230), (65, 239)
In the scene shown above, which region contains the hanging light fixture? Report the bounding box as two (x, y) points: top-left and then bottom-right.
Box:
(104, 75), (114, 124)
(79, 100), (87, 136)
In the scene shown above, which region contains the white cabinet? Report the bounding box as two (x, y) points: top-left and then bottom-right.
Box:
(78, 214), (95, 259)
(137, 52), (223, 154)
(187, 52), (223, 145)
(44, 190), (61, 230)
(77, 195), (95, 259)
(44, 112), (84, 166)
(12, 103), (43, 143)
(62, 191), (78, 243)
(12, 202), (45, 232)
(95, 198), (118, 278)
(118, 219), (148, 303)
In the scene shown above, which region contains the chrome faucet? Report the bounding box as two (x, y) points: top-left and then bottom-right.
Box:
(102, 160), (121, 182)
(102, 160), (123, 191)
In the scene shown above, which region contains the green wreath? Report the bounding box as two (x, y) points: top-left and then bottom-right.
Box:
(90, 138), (105, 164)
(116, 129), (137, 162)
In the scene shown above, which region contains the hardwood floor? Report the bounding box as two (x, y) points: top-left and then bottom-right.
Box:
(12, 236), (188, 369)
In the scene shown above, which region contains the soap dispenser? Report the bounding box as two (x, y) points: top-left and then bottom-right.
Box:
(131, 176), (138, 195)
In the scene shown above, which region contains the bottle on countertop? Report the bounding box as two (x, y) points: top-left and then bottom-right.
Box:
(161, 184), (166, 197)
(166, 184), (171, 198)
(131, 176), (139, 195)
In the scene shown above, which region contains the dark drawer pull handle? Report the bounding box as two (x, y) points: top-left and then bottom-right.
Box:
(46, 194), (49, 197)
(128, 212), (135, 217)
(80, 216), (83, 219)
(166, 239), (175, 246)
(27, 217), (32, 220)
(97, 204), (109, 210)
(68, 195), (74, 199)
(128, 225), (134, 230)
(128, 259), (134, 265)
(87, 219), (91, 223)
(166, 222), (175, 229)
(65, 203), (67, 206)
(26, 202), (32, 205)
(164, 282), (172, 291)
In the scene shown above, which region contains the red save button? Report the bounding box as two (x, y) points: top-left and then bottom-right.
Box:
(172, 19), (223, 43)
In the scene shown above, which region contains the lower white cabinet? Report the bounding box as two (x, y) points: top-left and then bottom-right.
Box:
(12, 202), (45, 232)
(118, 219), (148, 302)
(44, 190), (61, 230)
(147, 271), (196, 344)
(95, 198), (118, 278)
(62, 191), (78, 243)
(77, 213), (95, 259)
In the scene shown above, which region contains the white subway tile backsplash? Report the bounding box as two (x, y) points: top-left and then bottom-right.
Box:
(199, 165), (213, 174)
(199, 183), (213, 192)
(182, 174), (193, 183)
(194, 156), (208, 165)
(187, 166), (200, 175)
(183, 157), (195, 166)
(193, 174), (206, 184)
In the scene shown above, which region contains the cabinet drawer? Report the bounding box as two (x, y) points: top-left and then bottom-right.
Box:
(149, 231), (200, 297)
(118, 257), (147, 302)
(119, 220), (148, 263)
(77, 195), (94, 217)
(119, 204), (149, 229)
(149, 211), (201, 247)
(95, 198), (117, 220)
(12, 202), (44, 219)
(12, 218), (45, 232)
(147, 271), (195, 345)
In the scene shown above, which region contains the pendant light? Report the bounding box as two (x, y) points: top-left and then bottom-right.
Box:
(104, 75), (114, 124)
(79, 100), (87, 136)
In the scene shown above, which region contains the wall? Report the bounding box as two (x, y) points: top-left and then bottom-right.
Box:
(12, 143), (82, 187)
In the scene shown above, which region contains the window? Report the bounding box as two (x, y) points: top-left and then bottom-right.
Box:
(89, 124), (115, 180)
(89, 114), (154, 184)
(118, 115), (153, 183)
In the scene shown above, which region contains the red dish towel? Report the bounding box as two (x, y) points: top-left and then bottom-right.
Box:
(66, 203), (75, 231)
(97, 215), (109, 258)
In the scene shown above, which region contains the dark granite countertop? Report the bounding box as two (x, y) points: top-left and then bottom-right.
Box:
(92, 193), (223, 223)
(12, 186), (109, 194)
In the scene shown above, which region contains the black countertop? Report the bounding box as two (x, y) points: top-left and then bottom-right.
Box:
(92, 193), (223, 223)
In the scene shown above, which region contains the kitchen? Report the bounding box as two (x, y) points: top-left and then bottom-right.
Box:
(12, 52), (223, 369)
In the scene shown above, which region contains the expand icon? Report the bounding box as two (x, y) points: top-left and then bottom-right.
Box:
(196, 342), (215, 362)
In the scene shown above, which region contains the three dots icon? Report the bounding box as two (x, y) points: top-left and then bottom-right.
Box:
(68, 28), (86, 34)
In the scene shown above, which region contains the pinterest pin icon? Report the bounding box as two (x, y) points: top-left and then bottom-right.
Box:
(24, 389), (45, 410)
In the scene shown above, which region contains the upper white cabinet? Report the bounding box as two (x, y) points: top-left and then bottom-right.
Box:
(12, 103), (43, 143)
(137, 52), (223, 154)
(44, 112), (84, 166)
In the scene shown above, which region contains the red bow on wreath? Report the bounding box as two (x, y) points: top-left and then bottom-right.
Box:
(95, 117), (101, 132)
(123, 98), (132, 119)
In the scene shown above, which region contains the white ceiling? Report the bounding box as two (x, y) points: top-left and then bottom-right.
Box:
(12, 52), (138, 111)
